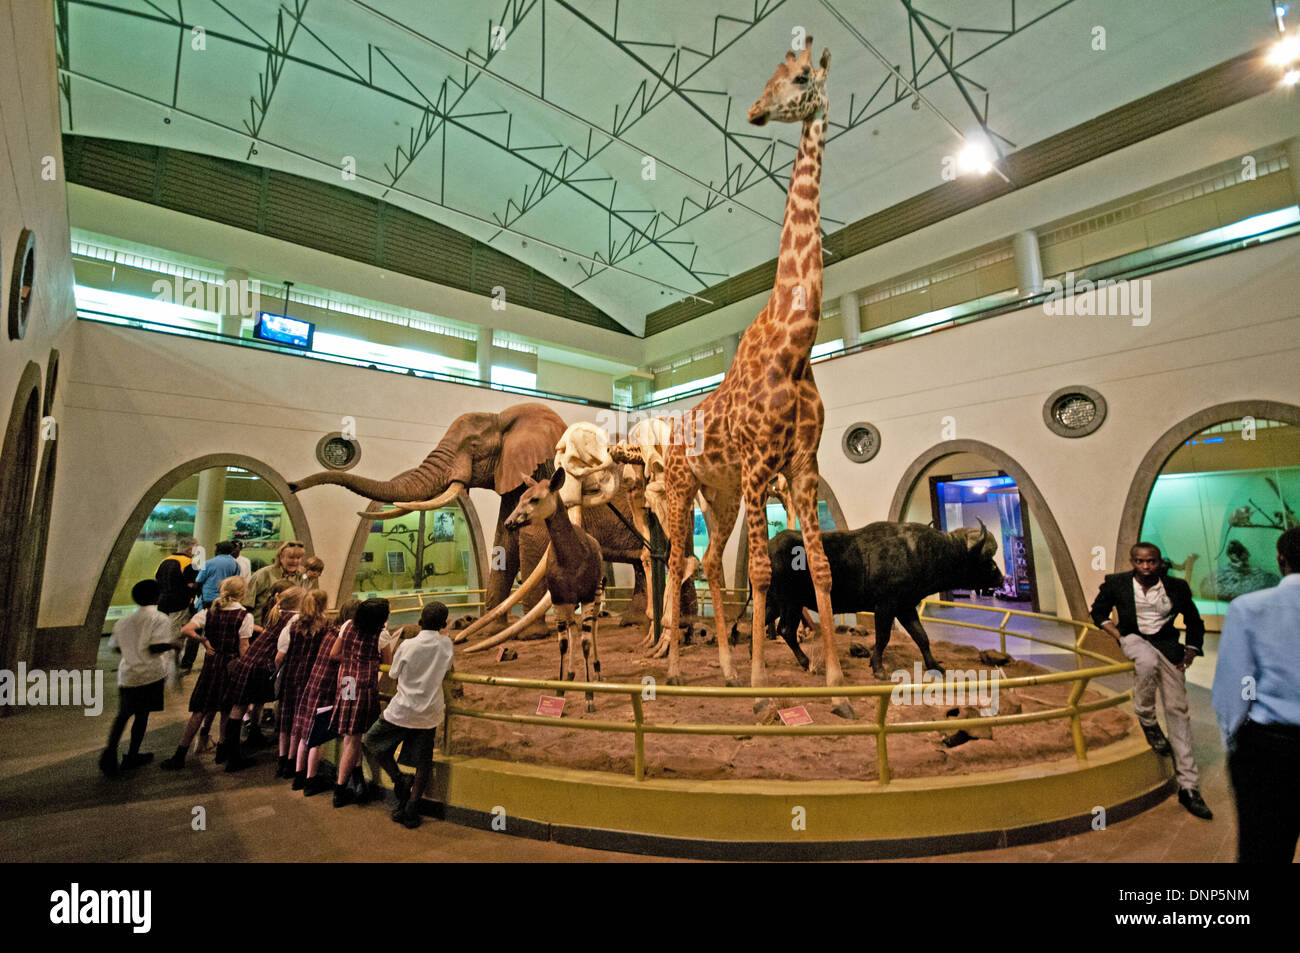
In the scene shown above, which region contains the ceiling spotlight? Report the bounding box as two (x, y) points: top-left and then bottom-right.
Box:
(1284, 68), (1300, 86)
(1270, 32), (1300, 65)
(957, 140), (994, 176)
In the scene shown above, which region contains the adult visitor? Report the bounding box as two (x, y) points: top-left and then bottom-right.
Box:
(1091, 541), (1212, 820)
(231, 539), (252, 581)
(245, 540), (305, 619)
(155, 536), (198, 669)
(1212, 527), (1300, 862)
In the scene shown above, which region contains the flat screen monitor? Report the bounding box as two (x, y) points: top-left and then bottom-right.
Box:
(254, 312), (314, 349)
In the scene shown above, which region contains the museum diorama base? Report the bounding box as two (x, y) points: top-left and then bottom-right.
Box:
(361, 618), (1168, 859)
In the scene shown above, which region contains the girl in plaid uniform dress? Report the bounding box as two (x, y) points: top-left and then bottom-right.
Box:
(330, 597), (389, 807)
(292, 599), (359, 795)
(274, 589), (330, 779)
(221, 588), (304, 772)
(161, 577), (254, 770)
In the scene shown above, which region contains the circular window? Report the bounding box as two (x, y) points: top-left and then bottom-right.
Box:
(8, 228), (36, 341)
(1043, 385), (1107, 438)
(842, 422), (882, 463)
(315, 432), (361, 470)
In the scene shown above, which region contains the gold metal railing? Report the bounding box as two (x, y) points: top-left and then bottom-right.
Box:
(435, 600), (1135, 784)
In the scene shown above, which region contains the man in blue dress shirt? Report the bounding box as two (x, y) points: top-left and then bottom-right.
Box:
(1212, 527), (1300, 863)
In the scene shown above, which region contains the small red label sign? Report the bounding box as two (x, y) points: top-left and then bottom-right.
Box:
(778, 706), (813, 726)
(496, 646), (508, 662)
(536, 695), (566, 718)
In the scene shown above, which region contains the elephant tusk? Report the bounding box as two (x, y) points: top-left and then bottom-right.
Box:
(361, 505), (414, 520)
(393, 482), (467, 512)
(464, 593), (553, 653)
(359, 483), (465, 522)
(453, 544), (552, 642)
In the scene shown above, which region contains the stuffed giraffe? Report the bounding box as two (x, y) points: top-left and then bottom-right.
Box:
(655, 38), (855, 718)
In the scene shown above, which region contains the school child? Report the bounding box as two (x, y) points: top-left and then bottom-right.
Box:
(100, 580), (175, 776)
(330, 597), (388, 807)
(221, 588), (303, 772)
(274, 589), (329, 778)
(363, 601), (454, 828)
(160, 576), (253, 769)
(248, 578), (296, 741)
(292, 599), (359, 795)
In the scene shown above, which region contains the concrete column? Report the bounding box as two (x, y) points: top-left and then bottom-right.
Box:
(631, 371), (654, 405)
(221, 266), (249, 337)
(1013, 230), (1044, 297)
(194, 467), (228, 564)
(839, 291), (861, 348)
(719, 332), (740, 371)
(477, 328), (493, 383)
(1285, 137), (1300, 203)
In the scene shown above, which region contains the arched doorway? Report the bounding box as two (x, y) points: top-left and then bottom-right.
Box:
(0, 362), (43, 679)
(1118, 401), (1300, 621)
(890, 439), (1084, 620)
(337, 493), (488, 605)
(87, 455), (313, 643)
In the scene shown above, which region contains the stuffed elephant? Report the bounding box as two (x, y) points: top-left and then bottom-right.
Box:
(291, 403), (694, 635)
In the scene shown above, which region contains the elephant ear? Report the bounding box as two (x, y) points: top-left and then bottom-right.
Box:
(494, 403), (567, 493)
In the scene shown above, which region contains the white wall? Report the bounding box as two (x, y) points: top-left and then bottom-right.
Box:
(0, 3), (77, 408)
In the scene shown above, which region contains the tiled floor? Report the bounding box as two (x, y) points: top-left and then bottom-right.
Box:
(0, 624), (1253, 863)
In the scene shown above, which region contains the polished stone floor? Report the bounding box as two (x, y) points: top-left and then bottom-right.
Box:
(0, 621), (1249, 863)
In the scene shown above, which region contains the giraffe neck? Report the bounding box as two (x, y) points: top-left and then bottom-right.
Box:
(767, 109), (826, 353)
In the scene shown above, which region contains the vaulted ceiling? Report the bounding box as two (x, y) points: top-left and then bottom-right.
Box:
(56, 0), (1273, 336)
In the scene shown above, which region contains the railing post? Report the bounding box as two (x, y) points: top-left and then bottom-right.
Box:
(631, 692), (646, 782)
(441, 676), (452, 755)
(1067, 676), (1090, 760)
(876, 694), (891, 785)
(1000, 611), (1011, 655)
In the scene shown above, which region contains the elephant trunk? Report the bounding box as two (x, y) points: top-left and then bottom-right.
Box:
(290, 439), (462, 503)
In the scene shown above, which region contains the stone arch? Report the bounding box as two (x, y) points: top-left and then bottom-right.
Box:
(731, 475), (850, 589)
(1115, 400), (1300, 568)
(82, 454), (314, 657)
(335, 492), (489, 606)
(0, 362), (44, 679)
(889, 439), (1087, 620)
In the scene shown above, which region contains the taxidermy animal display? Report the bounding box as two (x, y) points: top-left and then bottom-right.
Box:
(767, 521), (1004, 679)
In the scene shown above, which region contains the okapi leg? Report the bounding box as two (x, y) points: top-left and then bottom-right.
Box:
(556, 609), (575, 699)
(896, 605), (944, 674)
(581, 582), (604, 713)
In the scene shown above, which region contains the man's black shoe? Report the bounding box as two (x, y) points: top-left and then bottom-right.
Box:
(1178, 788), (1213, 820)
(1141, 722), (1172, 756)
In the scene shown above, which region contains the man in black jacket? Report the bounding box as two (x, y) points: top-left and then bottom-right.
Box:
(1091, 541), (1212, 820)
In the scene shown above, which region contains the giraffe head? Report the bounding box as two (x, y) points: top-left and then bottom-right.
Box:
(747, 37), (830, 126)
(504, 468), (567, 529)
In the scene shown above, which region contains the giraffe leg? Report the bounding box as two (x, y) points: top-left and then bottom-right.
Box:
(701, 485), (742, 686)
(657, 461), (696, 686)
(787, 466), (855, 719)
(742, 478), (774, 712)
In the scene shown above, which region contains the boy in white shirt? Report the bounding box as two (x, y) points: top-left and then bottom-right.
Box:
(100, 579), (176, 777)
(363, 601), (454, 829)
